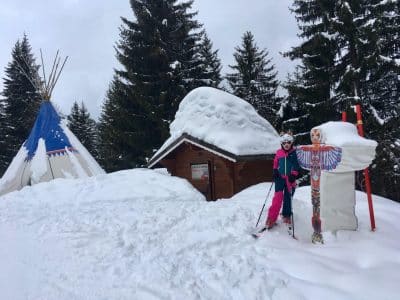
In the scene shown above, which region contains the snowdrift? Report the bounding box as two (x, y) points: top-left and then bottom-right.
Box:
(0, 169), (399, 299)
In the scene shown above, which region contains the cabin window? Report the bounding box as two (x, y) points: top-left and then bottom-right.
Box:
(191, 163), (209, 180)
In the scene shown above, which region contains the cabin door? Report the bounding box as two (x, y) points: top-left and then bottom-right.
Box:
(207, 160), (216, 201)
(191, 162), (214, 201)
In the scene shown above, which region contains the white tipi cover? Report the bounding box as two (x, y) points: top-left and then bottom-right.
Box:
(0, 101), (104, 196)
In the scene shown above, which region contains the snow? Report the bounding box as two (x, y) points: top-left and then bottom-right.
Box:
(343, 2), (353, 14)
(153, 87), (280, 159)
(0, 146), (27, 187)
(369, 104), (386, 125)
(379, 55), (400, 67)
(1, 169), (399, 299)
(170, 60), (179, 69)
(315, 121), (377, 148)
(66, 147), (89, 178)
(363, 18), (376, 27)
(320, 31), (339, 40)
(62, 121), (105, 176)
(312, 121), (377, 172)
(30, 138), (48, 183)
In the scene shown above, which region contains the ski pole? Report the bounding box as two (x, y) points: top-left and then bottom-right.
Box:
(255, 182), (274, 228)
(290, 190), (296, 239)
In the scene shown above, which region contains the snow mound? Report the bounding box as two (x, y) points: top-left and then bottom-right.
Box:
(313, 121), (377, 172)
(0, 173), (399, 299)
(315, 121), (377, 148)
(0, 168), (204, 204)
(156, 87), (280, 157)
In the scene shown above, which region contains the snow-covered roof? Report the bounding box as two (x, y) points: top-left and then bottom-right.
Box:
(149, 87), (280, 166)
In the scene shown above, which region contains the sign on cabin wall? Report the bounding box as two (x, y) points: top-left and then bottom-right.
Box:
(191, 163), (209, 180)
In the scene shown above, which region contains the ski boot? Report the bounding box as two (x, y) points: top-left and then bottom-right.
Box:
(282, 216), (292, 234)
(311, 232), (324, 244)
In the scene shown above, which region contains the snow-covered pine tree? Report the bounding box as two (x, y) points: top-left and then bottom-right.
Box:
(98, 0), (205, 168)
(285, 0), (400, 201)
(171, 0), (204, 94)
(360, 0), (399, 120)
(331, 1), (367, 111)
(0, 35), (41, 176)
(331, 0), (397, 112)
(197, 32), (222, 88)
(366, 116), (400, 202)
(67, 101), (97, 157)
(359, 0), (400, 201)
(0, 99), (8, 175)
(330, 0), (400, 201)
(282, 0), (338, 141)
(226, 31), (280, 127)
(281, 66), (313, 143)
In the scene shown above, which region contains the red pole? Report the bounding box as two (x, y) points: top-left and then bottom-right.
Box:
(342, 111), (347, 122)
(355, 104), (376, 231)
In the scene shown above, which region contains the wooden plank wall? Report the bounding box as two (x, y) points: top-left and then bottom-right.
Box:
(234, 160), (273, 194)
(159, 142), (273, 200)
(160, 143), (233, 200)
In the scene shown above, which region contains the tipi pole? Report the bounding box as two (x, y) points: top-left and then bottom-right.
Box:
(47, 50), (59, 88)
(49, 56), (68, 96)
(40, 49), (47, 91)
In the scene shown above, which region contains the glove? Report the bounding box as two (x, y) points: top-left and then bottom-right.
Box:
(273, 169), (280, 180)
(288, 174), (296, 183)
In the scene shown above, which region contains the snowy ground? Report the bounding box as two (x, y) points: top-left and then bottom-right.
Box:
(0, 169), (399, 300)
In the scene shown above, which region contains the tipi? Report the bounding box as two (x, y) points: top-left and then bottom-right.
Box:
(0, 51), (104, 197)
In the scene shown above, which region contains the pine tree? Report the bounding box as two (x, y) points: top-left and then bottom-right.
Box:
(97, 78), (125, 171)
(97, 76), (151, 171)
(331, 1), (400, 201)
(0, 99), (8, 175)
(282, 0), (338, 138)
(331, 0), (398, 110)
(226, 31), (280, 126)
(0, 34), (41, 176)
(67, 101), (97, 157)
(362, 0), (400, 202)
(197, 32), (222, 88)
(285, 0), (400, 201)
(172, 0), (204, 93)
(98, 0), (205, 169)
(361, 0), (400, 119)
(281, 66), (313, 143)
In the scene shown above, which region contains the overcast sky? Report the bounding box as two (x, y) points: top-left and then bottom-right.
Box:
(0, 0), (299, 119)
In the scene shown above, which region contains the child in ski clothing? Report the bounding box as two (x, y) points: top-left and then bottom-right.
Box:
(266, 133), (300, 229)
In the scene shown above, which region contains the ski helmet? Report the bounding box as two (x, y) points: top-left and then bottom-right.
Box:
(280, 133), (294, 144)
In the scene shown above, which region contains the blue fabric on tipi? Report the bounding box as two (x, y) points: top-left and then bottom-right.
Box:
(24, 101), (74, 160)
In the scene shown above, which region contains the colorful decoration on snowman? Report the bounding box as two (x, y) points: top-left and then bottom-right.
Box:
(296, 128), (342, 244)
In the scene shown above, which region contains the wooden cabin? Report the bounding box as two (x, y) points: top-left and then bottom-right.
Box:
(148, 133), (274, 201)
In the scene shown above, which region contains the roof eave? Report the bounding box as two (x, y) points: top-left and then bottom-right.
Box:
(148, 133), (275, 168)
